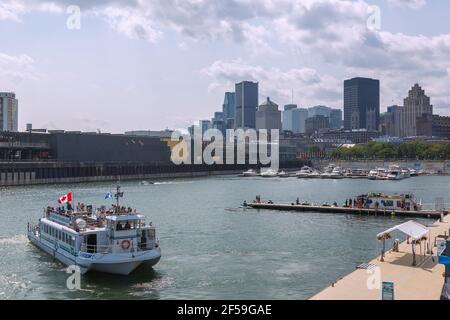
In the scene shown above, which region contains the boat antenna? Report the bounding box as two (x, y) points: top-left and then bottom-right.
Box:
(114, 182), (123, 213)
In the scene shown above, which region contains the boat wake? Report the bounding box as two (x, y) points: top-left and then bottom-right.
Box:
(140, 181), (194, 186)
(0, 234), (28, 246)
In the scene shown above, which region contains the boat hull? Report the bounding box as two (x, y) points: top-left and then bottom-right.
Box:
(78, 249), (161, 275)
(28, 232), (161, 276)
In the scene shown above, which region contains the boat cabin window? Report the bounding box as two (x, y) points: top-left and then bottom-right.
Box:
(115, 220), (138, 231)
(382, 200), (394, 207)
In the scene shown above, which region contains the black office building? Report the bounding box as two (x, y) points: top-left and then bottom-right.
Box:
(235, 81), (258, 129)
(344, 77), (380, 131)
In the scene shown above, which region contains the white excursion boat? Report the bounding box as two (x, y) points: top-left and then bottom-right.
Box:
(241, 169), (259, 177)
(27, 187), (161, 275)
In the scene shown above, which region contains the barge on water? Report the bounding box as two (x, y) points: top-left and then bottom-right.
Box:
(245, 192), (447, 219)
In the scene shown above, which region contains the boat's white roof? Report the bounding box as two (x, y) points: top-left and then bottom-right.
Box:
(106, 214), (144, 222)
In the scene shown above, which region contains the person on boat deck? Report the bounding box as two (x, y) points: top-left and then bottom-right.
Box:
(125, 221), (131, 230)
(116, 223), (123, 231)
(67, 202), (73, 211)
(243, 200), (248, 207)
(296, 197), (300, 205)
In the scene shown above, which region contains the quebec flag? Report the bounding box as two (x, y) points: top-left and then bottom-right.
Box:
(105, 192), (113, 200)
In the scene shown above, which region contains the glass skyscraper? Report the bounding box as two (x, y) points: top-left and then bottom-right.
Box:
(234, 81), (258, 129)
(344, 77), (380, 131)
(222, 92), (236, 129)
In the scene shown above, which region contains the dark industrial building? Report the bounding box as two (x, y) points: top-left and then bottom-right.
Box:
(321, 129), (381, 144)
(0, 131), (307, 186)
(0, 131), (171, 162)
(433, 115), (450, 139)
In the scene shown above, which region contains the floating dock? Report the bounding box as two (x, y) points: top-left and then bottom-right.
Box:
(248, 203), (446, 219)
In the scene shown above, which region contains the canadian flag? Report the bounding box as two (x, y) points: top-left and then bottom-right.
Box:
(57, 192), (73, 204)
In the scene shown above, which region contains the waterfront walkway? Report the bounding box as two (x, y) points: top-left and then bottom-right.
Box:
(310, 215), (450, 300)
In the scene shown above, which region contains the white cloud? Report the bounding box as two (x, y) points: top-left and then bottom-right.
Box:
(99, 7), (162, 43)
(201, 59), (341, 107)
(0, 53), (38, 86)
(0, 0), (25, 21)
(387, 0), (427, 9)
(3, 0), (450, 113)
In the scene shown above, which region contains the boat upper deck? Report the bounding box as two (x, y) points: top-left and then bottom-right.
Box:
(44, 204), (150, 233)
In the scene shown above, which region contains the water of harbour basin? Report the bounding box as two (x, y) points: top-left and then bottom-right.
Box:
(0, 175), (449, 300)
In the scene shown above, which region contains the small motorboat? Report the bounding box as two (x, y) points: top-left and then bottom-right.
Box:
(260, 168), (279, 178)
(240, 169), (259, 177)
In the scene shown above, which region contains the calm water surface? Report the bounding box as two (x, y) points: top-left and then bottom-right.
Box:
(0, 175), (449, 299)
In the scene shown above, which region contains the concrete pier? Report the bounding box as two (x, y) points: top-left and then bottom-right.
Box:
(248, 203), (446, 219)
(310, 214), (450, 300)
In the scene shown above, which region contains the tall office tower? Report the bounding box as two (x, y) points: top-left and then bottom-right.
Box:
(402, 84), (433, 137)
(343, 77), (380, 131)
(222, 92), (236, 129)
(308, 105), (331, 118)
(329, 109), (343, 129)
(0, 92), (18, 132)
(282, 104), (297, 132)
(199, 120), (211, 135)
(255, 97), (281, 131)
(282, 104), (308, 134)
(308, 105), (342, 129)
(235, 81), (258, 129)
(381, 105), (404, 137)
(211, 112), (225, 135)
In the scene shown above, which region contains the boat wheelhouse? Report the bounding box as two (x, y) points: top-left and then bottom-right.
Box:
(356, 192), (422, 211)
(27, 187), (161, 275)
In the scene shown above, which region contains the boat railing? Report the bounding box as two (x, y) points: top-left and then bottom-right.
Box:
(27, 222), (40, 235)
(79, 240), (157, 254)
(80, 243), (113, 254)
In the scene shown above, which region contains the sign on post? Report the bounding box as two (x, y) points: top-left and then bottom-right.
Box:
(382, 281), (394, 300)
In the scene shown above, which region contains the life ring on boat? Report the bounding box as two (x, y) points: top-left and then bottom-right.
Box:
(121, 240), (131, 250)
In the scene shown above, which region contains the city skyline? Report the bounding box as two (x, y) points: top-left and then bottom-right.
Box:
(1, 0), (450, 133)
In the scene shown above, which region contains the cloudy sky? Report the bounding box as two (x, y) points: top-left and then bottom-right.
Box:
(1, 0), (450, 133)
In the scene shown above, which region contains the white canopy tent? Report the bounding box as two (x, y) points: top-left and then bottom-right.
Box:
(376, 220), (430, 266)
(377, 220), (429, 240)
